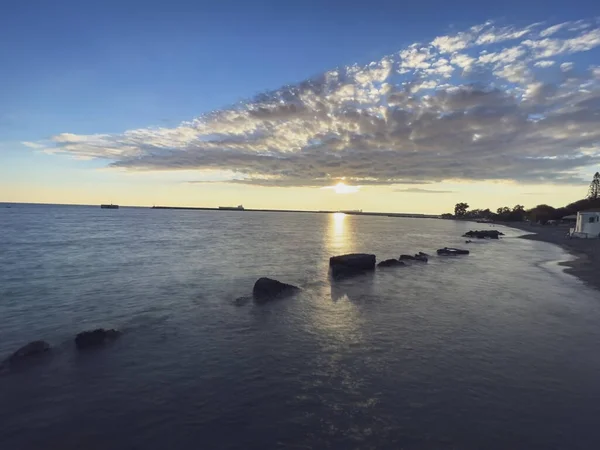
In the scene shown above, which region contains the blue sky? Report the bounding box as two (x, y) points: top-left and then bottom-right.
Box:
(2, 0), (600, 211)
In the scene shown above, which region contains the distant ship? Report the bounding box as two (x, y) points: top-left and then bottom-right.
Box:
(218, 205), (244, 211)
(100, 204), (119, 209)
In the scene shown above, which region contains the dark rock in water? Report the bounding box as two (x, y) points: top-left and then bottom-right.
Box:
(437, 247), (470, 256)
(377, 258), (405, 268)
(465, 240), (473, 243)
(75, 328), (121, 350)
(330, 253), (376, 278)
(252, 277), (300, 303)
(400, 253), (428, 262)
(463, 230), (503, 239)
(6, 340), (50, 364)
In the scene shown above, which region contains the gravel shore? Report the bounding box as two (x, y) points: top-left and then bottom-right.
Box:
(501, 222), (600, 292)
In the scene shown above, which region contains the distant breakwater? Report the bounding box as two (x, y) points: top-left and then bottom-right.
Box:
(150, 206), (439, 219)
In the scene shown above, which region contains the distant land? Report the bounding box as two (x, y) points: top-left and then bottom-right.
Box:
(150, 205), (440, 219)
(0, 202), (440, 218)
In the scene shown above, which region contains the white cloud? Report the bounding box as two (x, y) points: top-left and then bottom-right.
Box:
(478, 46), (526, 65)
(432, 33), (472, 53)
(410, 80), (437, 93)
(523, 29), (600, 59)
(561, 62), (574, 72)
(32, 19), (600, 187)
(21, 141), (46, 149)
(399, 46), (433, 70)
(534, 60), (555, 68)
(540, 22), (569, 38)
(475, 26), (531, 45)
(451, 53), (476, 71)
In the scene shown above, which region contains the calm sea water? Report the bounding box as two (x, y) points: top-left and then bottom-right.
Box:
(1, 204), (600, 450)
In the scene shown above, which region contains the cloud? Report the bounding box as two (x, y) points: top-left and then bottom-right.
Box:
(560, 62), (574, 72)
(22, 141), (46, 149)
(540, 22), (569, 38)
(394, 188), (454, 194)
(534, 60), (555, 68)
(33, 19), (600, 188)
(522, 28), (600, 59)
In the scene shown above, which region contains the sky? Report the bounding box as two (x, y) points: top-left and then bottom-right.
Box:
(2, 0), (600, 213)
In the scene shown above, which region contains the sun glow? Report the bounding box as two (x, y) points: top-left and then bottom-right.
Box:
(322, 182), (360, 194)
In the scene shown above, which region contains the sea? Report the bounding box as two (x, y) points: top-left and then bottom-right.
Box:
(1, 203), (600, 450)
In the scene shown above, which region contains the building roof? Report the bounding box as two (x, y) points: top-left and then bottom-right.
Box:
(562, 214), (578, 220)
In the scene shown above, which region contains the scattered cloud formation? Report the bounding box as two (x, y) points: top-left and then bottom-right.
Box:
(394, 187), (454, 194)
(34, 19), (600, 187)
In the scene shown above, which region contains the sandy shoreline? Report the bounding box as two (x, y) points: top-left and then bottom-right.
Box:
(498, 222), (600, 292)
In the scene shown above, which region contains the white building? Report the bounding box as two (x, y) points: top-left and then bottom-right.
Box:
(571, 211), (600, 238)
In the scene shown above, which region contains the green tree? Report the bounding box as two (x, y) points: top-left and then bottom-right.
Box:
(528, 204), (557, 224)
(510, 204), (526, 221)
(589, 172), (600, 200)
(454, 202), (469, 217)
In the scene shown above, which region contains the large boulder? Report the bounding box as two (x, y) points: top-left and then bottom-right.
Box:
(75, 328), (121, 350)
(463, 230), (503, 239)
(6, 340), (50, 365)
(377, 259), (405, 268)
(253, 277), (300, 303)
(329, 253), (376, 278)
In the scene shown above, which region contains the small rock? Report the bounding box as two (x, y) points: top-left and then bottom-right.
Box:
(253, 277), (300, 303)
(400, 253), (428, 262)
(437, 247), (470, 256)
(6, 340), (50, 364)
(377, 259), (405, 268)
(75, 328), (121, 350)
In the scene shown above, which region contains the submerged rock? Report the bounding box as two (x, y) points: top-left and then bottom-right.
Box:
(252, 277), (300, 303)
(377, 259), (405, 268)
(437, 247), (470, 256)
(399, 254), (416, 261)
(6, 340), (50, 365)
(75, 328), (121, 350)
(329, 253), (376, 278)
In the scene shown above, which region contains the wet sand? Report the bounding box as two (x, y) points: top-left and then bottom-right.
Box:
(502, 222), (600, 292)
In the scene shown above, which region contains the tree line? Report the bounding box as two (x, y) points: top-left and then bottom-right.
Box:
(442, 172), (600, 224)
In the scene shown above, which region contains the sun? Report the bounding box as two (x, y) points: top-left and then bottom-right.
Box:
(333, 182), (359, 194)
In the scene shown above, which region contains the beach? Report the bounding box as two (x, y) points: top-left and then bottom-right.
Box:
(502, 222), (600, 291)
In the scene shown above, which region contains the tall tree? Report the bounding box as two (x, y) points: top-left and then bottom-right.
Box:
(454, 202), (469, 217)
(589, 172), (600, 200)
